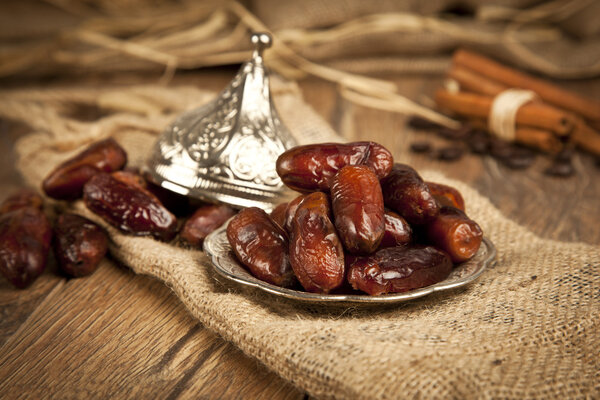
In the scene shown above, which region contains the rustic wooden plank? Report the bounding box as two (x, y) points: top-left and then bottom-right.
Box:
(0, 259), (304, 399)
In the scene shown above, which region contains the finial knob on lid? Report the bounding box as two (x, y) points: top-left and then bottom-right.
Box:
(145, 32), (298, 210)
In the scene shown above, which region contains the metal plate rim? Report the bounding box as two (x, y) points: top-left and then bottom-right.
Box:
(204, 222), (496, 305)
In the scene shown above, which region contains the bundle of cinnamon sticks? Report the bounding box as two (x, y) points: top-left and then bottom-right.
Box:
(435, 49), (600, 156)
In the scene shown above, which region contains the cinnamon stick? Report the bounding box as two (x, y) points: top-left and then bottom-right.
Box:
(453, 49), (600, 123)
(469, 118), (563, 154)
(572, 118), (600, 157)
(435, 89), (575, 136)
(448, 65), (507, 97)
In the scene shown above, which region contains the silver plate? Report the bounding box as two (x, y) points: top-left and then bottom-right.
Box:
(204, 222), (496, 304)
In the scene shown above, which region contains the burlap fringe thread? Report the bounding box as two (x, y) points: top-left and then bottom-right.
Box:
(4, 0), (600, 129)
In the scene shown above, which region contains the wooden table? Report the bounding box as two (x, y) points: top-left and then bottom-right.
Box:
(0, 70), (599, 399)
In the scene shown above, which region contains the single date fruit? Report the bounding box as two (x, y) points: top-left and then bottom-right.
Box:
(289, 192), (345, 293)
(181, 204), (236, 247)
(276, 142), (393, 192)
(283, 194), (306, 234)
(226, 207), (295, 287)
(425, 206), (483, 263)
(426, 181), (465, 212)
(54, 213), (108, 277)
(347, 245), (452, 295)
(0, 207), (52, 288)
(381, 163), (439, 225)
(270, 202), (288, 231)
(331, 165), (384, 254)
(0, 189), (43, 214)
(83, 173), (177, 241)
(42, 138), (127, 200)
(379, 210), (412, 249)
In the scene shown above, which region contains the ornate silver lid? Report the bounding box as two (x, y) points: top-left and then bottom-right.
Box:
(145, 33), (298, 210)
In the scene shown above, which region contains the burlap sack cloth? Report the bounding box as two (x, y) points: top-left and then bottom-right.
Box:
(5, 81), (599, 399)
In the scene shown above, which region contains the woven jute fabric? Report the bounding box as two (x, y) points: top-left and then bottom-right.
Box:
(6, 82), (600, 399)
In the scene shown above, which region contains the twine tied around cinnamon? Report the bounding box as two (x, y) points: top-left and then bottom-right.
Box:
(488, 88), (538, 141)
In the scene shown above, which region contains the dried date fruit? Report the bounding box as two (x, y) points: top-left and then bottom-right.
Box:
(42, 138), (127, 200)
(426, 181), (465, 212)
(0, 189), (43, 214)
(380, 164), (439, 225)
(270, 202), (288, 231)
(331, 165), (384, 254)
(379, 210), (412, 249)
(425, 206), (483, 263)
(0, 207), (52, 288)
(276, 142), (393, 192)
(54, 213), (108, 277)
(83, 173), (177, 241)
(226, 207), (294, 287)
(289, 192), (345, 293)
(112, 170), (147, 190)
(182, 204), (236, 247)
(283, 194), (306, 233)
(347, 245), (452, 295)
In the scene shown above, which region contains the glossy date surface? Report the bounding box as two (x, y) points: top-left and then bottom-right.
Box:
(289, 192), (345, 293)
(43, 138), (127, 200)
(0, 189), (43, 214)
(54, 213), (108, 277)
(83, 173), (177, 241)
(283, 194), (306, 234)
(426, 181), (466, 212)
(276, 141), (393, 192)
(0, 207), (52, 289)
(269, 202), (288, 231)
(226, 207), (294, 287)
(331, 165), (384, 254)
(425, 206), (483, 263)
(379, 210), (412, 249)
(381, 163), (439, 225)
(347, 245), (452, 295)
(181, 204), (236, 247)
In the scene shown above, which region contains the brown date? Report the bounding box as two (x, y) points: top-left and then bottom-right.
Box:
(283, 194), (306, 234)
(181, 204), (236, 247)
(83, 173), (177, 241)
(380, 163), (439, 225)
(112, 170), (147, 191)
(379, 210), (412, 249)
(424, 206), (483, 263)
(0, 207), (52, 288)
(331, 165), (384, 254)
(43, 138), (127, 200)
(54, 213), (108, 277)
(270, 202), (288, 231)
(426, 181), (465, 212)
(226, 207), (295, 287)
(276, 141), (393, 192)
(0, 189), (43, 214)
(347, 245), (452, 295)
(289, 192), (345, 293)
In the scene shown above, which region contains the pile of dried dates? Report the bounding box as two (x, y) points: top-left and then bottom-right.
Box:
(226, 142), (484, 295)
(1, 137), (483, 297)
(0, 138), (236, 289)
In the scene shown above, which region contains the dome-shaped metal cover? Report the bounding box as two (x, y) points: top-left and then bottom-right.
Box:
(145, 33), (298, 210)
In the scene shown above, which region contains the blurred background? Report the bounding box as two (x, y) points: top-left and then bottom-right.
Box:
(1, 0), (599, 81)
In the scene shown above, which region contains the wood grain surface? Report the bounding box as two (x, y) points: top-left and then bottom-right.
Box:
(0, 70), (599, 399)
